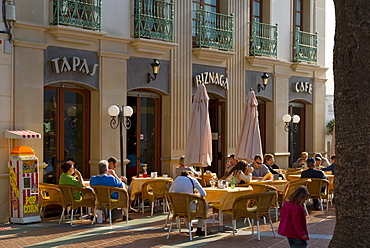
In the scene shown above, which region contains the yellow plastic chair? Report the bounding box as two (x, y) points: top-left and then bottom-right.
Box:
(284, 178), (312, 216)
(166, 192), (208, 241)
(306, 178), (330, 214)
(141, 179), (172, 216)
(231, 191), (277, 240)
(39, 183), (66, 219)
(58, 184), (96, 225)
(91, 185), (129, 227)
(250, 184), (279, 221)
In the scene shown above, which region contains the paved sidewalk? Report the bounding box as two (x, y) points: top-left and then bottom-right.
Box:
(0, 205), (335, 248)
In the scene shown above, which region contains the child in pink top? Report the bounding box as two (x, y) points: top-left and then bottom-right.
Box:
(278, 186), (310, 248)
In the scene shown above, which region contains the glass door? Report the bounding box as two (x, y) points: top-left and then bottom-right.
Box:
(43, 87), (90, 183)
(209, 98), (225, 177)
(288, 102), (305, 166)
(127, 94), (161, 181)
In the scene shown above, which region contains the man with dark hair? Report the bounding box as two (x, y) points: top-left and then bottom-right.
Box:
(225, 154), (238, 175)
(322, 155), (336, 175)
(263, 154), (283, 178)
(301, 157), (328, 210)
(107, 157), (128, 183)
(250, 154), (272, 180)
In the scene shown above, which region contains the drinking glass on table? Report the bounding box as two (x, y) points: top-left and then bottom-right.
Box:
(210, 178), (215, 188)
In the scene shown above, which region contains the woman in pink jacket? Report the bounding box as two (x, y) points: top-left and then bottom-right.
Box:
(278, 186), (310, 248)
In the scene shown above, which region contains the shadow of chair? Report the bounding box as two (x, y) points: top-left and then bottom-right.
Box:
(39, 183), (66, 218)
(58, 184), (96, 225)
(231, 191), (277, 240)
(166, 192), (207, 241)
(285, 179), (312, 215)
(306, 178), (330, 214)
(141, 179), (172, 216)
(91, 185), (129, 227)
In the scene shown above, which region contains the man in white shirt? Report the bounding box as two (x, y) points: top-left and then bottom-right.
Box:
(169, 170), (207, 236)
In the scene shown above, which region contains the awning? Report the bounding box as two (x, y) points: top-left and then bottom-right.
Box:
(5, 129), (42, 139)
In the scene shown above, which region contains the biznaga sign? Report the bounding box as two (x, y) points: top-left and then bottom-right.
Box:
(195, 72), (229, 90)
(51, 56), (99, 76)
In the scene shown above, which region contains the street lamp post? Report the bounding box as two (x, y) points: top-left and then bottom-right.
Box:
(108, 105), (133, 176)
(283, 114), (300, 167)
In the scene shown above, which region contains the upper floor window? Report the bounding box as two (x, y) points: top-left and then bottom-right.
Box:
(133, 0), (174, 42)
(294, 0), (303, 30)
(192, 0), (219, 36)
(251, 0), (262, 23)
(192, 0), (233, 51)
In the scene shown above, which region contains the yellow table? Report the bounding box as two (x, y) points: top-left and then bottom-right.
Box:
(129, 177), (173, 200)
(248, 180), (289, 193)
(205, 186), (253, 226)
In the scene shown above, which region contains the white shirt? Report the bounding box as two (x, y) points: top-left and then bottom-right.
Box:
(169, 176), (206, 197)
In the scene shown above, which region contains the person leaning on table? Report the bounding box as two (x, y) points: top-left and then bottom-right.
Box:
(59, 160), (84, 200)
(292, 151), (309, 168)
(249, 154), (273, 180)
(224, 160), (253, 184)
(169, 170), (207, 236)
(263, 154), (284, 178)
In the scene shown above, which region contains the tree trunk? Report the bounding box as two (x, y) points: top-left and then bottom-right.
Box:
(330, 0), (370, 247)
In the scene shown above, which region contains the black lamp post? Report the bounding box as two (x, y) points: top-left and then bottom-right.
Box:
(283, 113), (300, 167)
(148, 59), (160, 83)
(108, 104), (133, 176)
(258, 72), (269, 92)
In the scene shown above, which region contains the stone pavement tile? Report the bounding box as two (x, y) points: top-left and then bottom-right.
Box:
(0, 204), (336, 248)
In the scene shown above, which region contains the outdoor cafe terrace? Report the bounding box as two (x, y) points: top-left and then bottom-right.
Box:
(1, 172), (335, 248)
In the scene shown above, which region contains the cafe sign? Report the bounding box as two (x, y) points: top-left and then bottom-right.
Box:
(51, 56), (99, 76)
(195, 72), (229, 90)
(294, 81), (313, 94)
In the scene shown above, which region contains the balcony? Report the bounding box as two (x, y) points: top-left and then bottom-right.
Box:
(52, 0), (102, 31)
(249, 20), (278, 58)
(193, 9), (234, 51)
(133, 0), (174, 42)
(293, 28), (318, 64)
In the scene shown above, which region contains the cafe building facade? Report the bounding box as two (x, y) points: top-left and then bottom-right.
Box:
(0, 0), (327, 222)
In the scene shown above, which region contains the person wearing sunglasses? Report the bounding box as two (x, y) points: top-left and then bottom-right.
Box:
(250, 154), (273, 180)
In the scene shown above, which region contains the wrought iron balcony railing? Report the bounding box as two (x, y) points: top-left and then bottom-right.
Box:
(52, 0), (102, 31)
(193, 9), (234, 51)
(133, 0), (174, 42)
(293, 28), (318, 64)
(249, 20), (278, 58)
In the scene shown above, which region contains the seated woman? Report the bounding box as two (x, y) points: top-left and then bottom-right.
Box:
(224, 160), (253, 184)
(59, 160), (84, 200)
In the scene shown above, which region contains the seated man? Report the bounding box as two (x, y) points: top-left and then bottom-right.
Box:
(301, 158), (328, 210)
(292, 151), (309, 168)
(90, 160), (124, 199)
(225, 154), (238, 175)
(107, 157), (131, 193)
(322, 155), (336, 175)
(263, 154), (283, 178)
(175, 156), (199, 178)
(250, 154), (273, 180)
(169, 170), (207, 236)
